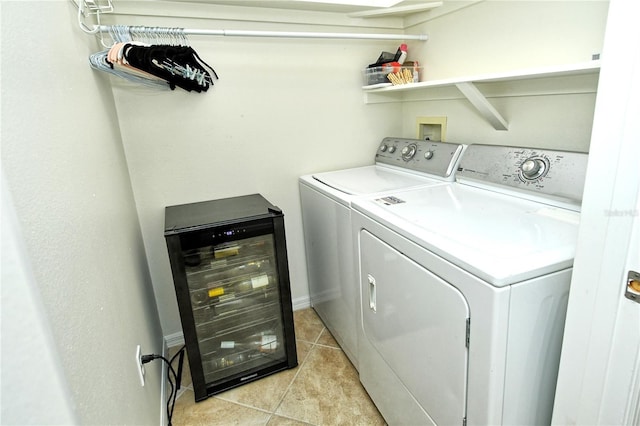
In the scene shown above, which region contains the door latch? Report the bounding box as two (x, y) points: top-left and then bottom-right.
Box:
(624, 270), (640, 304)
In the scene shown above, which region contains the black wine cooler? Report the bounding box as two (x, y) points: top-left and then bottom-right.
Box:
(164, 194), (298, 401)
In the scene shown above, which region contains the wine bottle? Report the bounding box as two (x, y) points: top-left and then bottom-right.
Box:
(213, 244), (239, 259)
(213, 287), (277, 316)
(206, 273), (274, 299)
(219, 330), (280, 353)
(209, 352), (247, 369)
(221, 259), (272, 280)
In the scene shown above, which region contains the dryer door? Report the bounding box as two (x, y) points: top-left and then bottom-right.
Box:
(360, 230), (470, 426)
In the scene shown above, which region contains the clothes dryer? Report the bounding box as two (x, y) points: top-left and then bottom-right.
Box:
(299, 137), (464, 368)
(351, 144), (588, 425)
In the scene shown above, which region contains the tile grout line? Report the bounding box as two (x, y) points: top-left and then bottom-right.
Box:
(172, 314), (331, 425)
(264, 326), (327, 425)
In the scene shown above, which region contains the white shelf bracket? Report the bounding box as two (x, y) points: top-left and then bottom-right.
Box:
(455, 82), (509, 131)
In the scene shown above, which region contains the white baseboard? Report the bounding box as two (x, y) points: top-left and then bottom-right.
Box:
(165, 331), (185, 349)
(292, 294), (311, 311)
(163, 295), (311, 349)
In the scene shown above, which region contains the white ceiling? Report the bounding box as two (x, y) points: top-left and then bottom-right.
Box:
(167, 0), (440, 15)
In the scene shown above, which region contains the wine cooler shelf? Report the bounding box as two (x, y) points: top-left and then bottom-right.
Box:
(186, 235), (279, 312)
(200, 318), (286, 383)
(165, 194), (297, 402)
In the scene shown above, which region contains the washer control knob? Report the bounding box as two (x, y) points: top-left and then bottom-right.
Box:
(388, 146), (396, 153)
(380, 144), (388, 152)
(401, 144), (417, 161)
(424, 150), (434, 160)
(521, 158), (547, 180)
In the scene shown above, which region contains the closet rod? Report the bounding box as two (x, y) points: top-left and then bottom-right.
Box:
(96, 25), (428, 41)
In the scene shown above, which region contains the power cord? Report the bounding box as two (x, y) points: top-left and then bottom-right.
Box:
(142, 345), (186, 426)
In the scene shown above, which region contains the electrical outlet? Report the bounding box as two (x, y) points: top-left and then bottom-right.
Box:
(136, 345), (145, 387)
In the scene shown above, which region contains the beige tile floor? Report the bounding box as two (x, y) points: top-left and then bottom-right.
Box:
(170, 308), (385, 425)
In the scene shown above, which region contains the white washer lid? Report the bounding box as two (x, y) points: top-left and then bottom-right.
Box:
(352, 183), (581, 286)
(312, 165), (441, 196)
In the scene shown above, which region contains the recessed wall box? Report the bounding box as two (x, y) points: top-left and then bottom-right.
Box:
(416, 116), (447, 141)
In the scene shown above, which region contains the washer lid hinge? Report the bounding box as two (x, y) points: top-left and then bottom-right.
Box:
(465, 318), (470, 348)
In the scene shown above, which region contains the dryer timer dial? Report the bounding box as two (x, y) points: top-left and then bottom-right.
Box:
(520, 157), (549, 181)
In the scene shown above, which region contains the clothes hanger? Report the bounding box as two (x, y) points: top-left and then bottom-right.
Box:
(90, 25), (218, 92)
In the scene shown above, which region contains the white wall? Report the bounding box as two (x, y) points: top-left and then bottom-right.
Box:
(400, 91), (599, 151)
(107, 4), (404, 337)
(105, 1), (609, 339)
(51, 1), (608, 343)
(399, 0), (609, 151)
(0, 0), (612, 422)
(1, 176), (77, 425)
(409, 0), (609, 80)
(1, 2), (164, 424)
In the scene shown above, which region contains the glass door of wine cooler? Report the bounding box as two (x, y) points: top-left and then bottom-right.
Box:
(165, 194), (297, 402)
(184, 233), (288, 384)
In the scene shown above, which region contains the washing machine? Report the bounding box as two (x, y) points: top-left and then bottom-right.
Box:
(299, 137), (464, 368)
(351, 144), (588, 425)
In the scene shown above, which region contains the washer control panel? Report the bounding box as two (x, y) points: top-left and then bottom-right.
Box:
(456, 144), (589, 206)
(376, 137), (464, 179)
